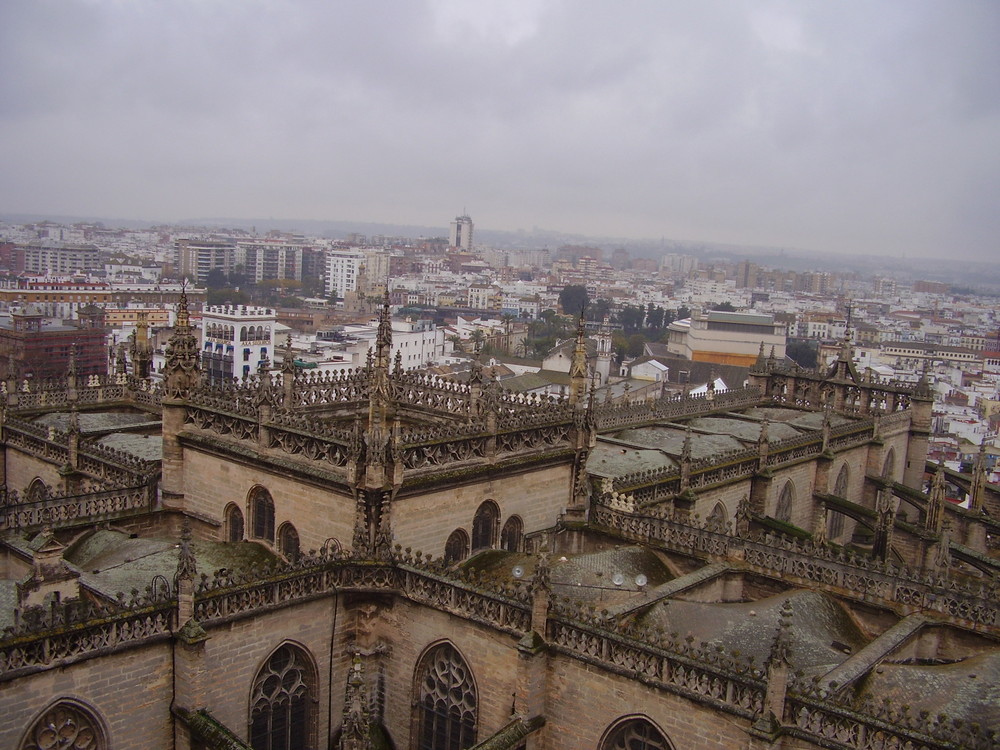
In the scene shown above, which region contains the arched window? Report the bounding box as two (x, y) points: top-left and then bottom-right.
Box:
(249, 643), (317, 750)
(707, 502), (727, 531)
(226, 503), (245, 543)
(827, 464), (849, 540)
(414, 643), (477, 750)
(471, 501), (499, 551)
(26, 477), (48, 503)
(279, 523), (300, 563)
(833, 464), (850, 497)
(775, 481), (794, 522)
(600, 716), (672, 750)
(250, 487), (275, 543)
(882, 448), (896, 481)
(499, 516), (523, 552)
(21, 700), (107, 750)
(444, 529), (469, 564)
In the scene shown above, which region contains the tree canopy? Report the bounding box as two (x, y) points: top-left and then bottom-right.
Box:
(558, 285), (589, 317)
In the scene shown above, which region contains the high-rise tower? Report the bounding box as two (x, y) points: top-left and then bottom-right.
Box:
(449, 213), (474, 251)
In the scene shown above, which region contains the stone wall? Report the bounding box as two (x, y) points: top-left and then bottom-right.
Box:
(0, 642), (174, 749)
(393, 463), (574, 557)
(181, 447), (355, 553)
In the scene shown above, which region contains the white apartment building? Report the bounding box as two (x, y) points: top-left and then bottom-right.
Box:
(175, 239), (234, 284)
(342, 319), (447, 370)
(449, 214), (474, 251)
(17, 243), (103, 275)
(326, 249), (365, 298)
(201, 305), (276, 383)
(235, 240), (306, 283)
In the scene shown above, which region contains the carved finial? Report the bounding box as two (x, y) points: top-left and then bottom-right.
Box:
(281, 333), (295, 373)
(681, 425), (692, 463)
(176, 517), (197, 582)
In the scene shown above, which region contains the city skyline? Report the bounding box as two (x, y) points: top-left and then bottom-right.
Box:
(2, 1), (998, 262)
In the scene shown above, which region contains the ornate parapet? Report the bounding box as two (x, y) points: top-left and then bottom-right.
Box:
(593, 387), (763, 432)
(0, 483), (153, 532)
(592, 503), (1000, 635)
(3, 416), (157, 485)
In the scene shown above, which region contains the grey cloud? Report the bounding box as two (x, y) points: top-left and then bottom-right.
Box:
(1, 0), (997, 260)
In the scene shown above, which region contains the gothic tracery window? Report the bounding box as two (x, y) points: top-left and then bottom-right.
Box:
(471, 501), (499, 551)
(26, 477), (48, 503)
(226, 503), (245, 543)
(21, 700), (106, 750)
(600, 717), (672, 750)
(500, 516), (523, 552)
(278, 523), (300, 563)
(250, 487), (275, 543)
(444, 529), (469, 564)
(249, 644), (316, 750)
(415, 643), (477, 750)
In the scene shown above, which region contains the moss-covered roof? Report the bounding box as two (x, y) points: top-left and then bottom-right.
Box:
(637, 589), (868, 675)
(65, 530), (276, 601)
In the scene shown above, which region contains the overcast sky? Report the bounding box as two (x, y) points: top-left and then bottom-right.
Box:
(2, 1), (998, 260)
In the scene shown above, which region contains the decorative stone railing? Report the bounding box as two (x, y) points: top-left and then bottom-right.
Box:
(592, 504), (1000, 634)
(784, 691), (996, 750)
(3, 417), (158, 484)
(3, 374), (162, 412)
(0, 484), (153, 531)
(2, 550), (995, 748)
(592, 387), (763, 432)
(192, 552), (531, 634)
(0, 602), (173, 679)
(609, 414), (886, 499)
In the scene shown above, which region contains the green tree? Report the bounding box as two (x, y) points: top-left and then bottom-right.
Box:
(619, 304), (645, 334)
(712, 301), (737, 312)
(205, 268), (228, 290)
(559, 285), (589, 317)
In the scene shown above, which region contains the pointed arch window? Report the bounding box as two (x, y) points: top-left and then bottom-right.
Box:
(827, 465), (849, 540)
(600, 716), (672, 750)
(226, 503), (245, 543)
(500, 516), (523, 552)
(445, 529), (469, 564)
(471, 501), (499, 551)
(250, 487), (275, 543)
(415, 643), (477, 750)
(279, 523), (300, 563)
(882, 448), (896, 480)
(21, 700), (106, 750)
(249, 644), (316, 750)
(775, 481), (794, 522)
(26, 478), (48, 503)
(707, 502), (727, 531)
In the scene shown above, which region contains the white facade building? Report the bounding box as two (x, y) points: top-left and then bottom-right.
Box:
(201, 305), (276, 382)
(326, 249), (366, 298)
(449, 214), (474, 251)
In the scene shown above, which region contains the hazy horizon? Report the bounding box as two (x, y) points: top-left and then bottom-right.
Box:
(2, 2), (998, 262)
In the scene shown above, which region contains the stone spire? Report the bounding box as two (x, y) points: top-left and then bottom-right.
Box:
(925, 460), (946, 534)
(130, 310), (153, 379)
(368, 290), (393, 433)
(163, 285), (201, 399)
(969, 440), (987, 513)
(872, 487), (895, 561)
(568, 314), (588, 406)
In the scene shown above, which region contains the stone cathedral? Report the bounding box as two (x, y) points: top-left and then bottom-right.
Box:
(1, 293), (998, 750)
